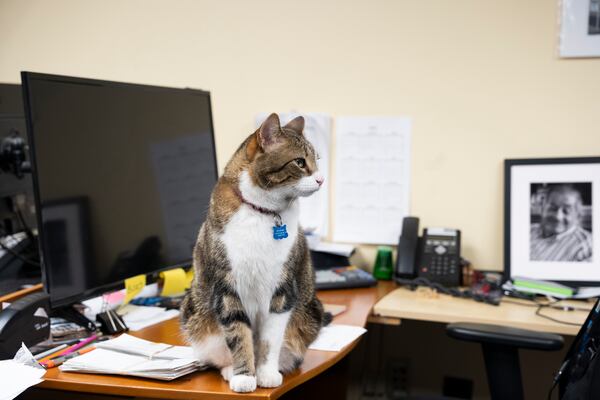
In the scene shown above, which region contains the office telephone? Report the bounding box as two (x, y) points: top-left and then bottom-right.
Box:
(395, 216), (462, 287)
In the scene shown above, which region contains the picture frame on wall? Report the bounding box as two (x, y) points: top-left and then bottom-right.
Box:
(559, 0), (600, 57)
(504, 157), (600, 287)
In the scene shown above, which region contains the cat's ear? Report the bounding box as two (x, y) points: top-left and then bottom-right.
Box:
(257, 113), (282, 150)
(283, 116), (305, 135)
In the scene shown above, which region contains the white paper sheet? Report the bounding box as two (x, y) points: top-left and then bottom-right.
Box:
(256, 112), (332, 236)
(333, 116), (411, 244)
(308, 324), (367, 352)
(0, 362), (45, 400)
(119, 305), (180, 331)
(308, 240), (355, 257)
(0, 343), (46, 400)
(572, 287), (600, 299)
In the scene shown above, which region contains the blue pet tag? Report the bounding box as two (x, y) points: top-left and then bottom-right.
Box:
(273, 224), (288, 240)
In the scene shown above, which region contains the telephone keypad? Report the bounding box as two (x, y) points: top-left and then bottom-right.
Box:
(418, 232), (461, 286)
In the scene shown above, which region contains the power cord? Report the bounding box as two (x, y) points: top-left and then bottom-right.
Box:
(505, 296), (587, 327)
(15, 205), (36, 243)
(547, 378), (559, 400)
(535, 303), (582, 327)
(0, 225), (40, 267)
(0, 235), (40, 267)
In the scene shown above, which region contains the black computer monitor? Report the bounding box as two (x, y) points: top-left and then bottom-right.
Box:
(21, 72), (218, 308)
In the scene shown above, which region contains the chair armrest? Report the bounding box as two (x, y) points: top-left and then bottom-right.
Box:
(447, 322), (564, 351)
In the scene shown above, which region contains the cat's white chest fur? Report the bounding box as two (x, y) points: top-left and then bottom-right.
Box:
(220, 198), (298, 324)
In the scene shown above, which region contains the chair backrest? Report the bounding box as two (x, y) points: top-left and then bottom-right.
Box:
(560, 298), (600, 399)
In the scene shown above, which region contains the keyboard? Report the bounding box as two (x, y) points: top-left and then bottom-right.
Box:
(315, 266), (378, 290)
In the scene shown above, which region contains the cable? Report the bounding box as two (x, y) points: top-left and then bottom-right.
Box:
(547, 379), (558, 400)
(536, 303), (582, 327)
(548, 304), (592, 313)
(15, 205), (36, 243)
(0, 236), (40, 267)
(505, 297), (585, 326)
(0, 225), (40, 267)
(400, 277), (587, 326)
(548, 359), (570, 400)
(504, 297), (591, 312)
(501, 298), (542, 307)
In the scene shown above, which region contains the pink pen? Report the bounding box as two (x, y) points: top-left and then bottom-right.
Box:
(58, 334), (98, 358)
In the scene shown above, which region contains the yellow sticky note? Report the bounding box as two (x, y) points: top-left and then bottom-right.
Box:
(185, 268), (194, 289)
(160, 268), (187, 296)
(123, 274), (146, 305)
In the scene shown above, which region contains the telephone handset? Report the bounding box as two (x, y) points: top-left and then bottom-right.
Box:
(395, 216), (462, 287)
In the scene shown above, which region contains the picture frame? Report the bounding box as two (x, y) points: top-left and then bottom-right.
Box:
(504, 157), (600, 287)
(559, 0), (600, 58)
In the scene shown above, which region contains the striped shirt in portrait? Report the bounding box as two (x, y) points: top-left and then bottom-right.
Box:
(530, 224), (593, 262)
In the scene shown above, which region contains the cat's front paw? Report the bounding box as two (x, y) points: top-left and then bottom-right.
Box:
(220, 365), (233, 381)
(229, 374), (257, 392)
(257, 366), (283, 388)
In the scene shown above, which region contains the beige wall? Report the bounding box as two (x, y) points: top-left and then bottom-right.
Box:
(2, 0), (599, 271)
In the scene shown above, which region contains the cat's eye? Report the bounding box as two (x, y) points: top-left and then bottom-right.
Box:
(295, 158), (306, 168)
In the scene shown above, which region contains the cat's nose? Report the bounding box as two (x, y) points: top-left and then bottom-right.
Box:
(315, 175), (324, 186)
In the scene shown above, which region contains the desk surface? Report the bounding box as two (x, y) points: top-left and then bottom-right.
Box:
(39, 284), (393, 400)
(36, 281), (590, 398)
(374, 286), (592, 336)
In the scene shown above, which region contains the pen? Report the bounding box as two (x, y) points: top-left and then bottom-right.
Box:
(38, 334), (98, 363)
(59, 334), (98, 357)
(49, 337), (85, 346)
(38, 346), (74, 363)
(43, 346), (96, 368)
(34, 344), (68, 360)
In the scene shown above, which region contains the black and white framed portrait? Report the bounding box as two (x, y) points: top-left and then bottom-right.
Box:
(559, 0), (600, 57)
(505, 157), (600, 286)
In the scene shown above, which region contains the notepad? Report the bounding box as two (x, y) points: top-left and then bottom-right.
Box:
(60, 334), (203, 380)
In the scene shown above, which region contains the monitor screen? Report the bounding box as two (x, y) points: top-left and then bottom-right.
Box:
(21, 72), (218, 307)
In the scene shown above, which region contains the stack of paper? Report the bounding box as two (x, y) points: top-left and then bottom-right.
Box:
(504, 277), (576, 299)
(60, 334), (204, 380)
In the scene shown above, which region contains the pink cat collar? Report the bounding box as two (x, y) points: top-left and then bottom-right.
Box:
(233, 187), (283, 226)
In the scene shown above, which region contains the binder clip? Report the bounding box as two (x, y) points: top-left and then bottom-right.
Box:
(96, 309), (128, 334)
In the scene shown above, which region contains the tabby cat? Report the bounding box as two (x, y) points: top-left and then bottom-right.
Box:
(180, 113), (330, 393)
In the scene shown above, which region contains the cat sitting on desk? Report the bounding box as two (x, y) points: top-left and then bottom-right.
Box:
(180, 113), (331, 393)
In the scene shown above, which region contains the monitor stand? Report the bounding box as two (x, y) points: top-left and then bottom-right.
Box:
(53, 305), (96, 332)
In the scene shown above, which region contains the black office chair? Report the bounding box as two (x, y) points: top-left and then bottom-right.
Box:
(447, 298), (600, 400)
(447, 322), (563, 399)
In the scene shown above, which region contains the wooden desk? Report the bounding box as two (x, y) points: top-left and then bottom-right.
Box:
(373, 286), (592, 336)
(0, 283), (43, 310)
(38, 285), (391, 400)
